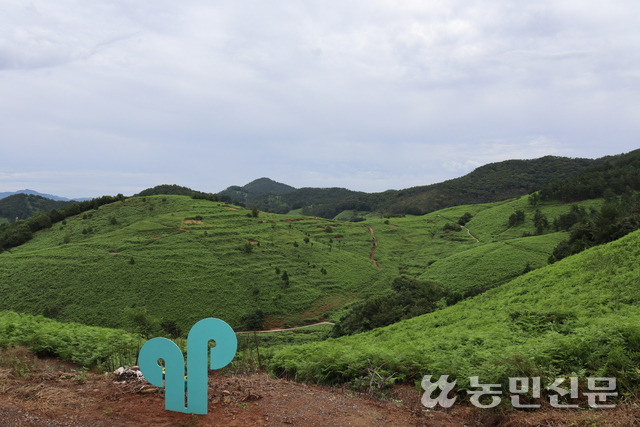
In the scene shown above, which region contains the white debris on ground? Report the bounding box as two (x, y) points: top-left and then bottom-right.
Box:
(113, 366), (144, 383)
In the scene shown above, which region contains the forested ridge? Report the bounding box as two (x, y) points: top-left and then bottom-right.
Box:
(214, 156), (597, 217)
(0, 194), (72, 223)
(524, 149), (640, 263)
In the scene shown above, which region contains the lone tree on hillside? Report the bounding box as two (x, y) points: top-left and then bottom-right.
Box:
(533, 209), (549, 235)
(241, 309), (266, 330)
(281, 270), (290, 288)
(508, 210), (525, 227)
(458, 212), (473, 226)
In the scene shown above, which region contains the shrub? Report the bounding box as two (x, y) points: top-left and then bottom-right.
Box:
(508, 210), (525, 227)
(443, 223), (461, 232)
(458, 212), (473, 226)
(240, 309), (266, 331)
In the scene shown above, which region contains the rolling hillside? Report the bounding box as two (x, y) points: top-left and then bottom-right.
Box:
(270, 226), (640, 391)
(0, 195), (396, 333)
(0, 192), (603, 337)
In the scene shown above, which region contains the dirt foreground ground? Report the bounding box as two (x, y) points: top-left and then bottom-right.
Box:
(1, 351), (639, 426)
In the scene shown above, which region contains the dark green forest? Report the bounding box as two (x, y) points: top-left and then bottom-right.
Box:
(217, 156), (596, 218)
(0, 194), (125, 252)
(0, 194), (71, 223)
(537, 149), (640, 262)
(540, 148), (640, 202)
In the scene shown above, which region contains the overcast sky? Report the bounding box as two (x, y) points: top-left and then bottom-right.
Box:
(1, 1), (639, 198)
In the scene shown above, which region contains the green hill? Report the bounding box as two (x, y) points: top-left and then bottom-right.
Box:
(218, 178), (298, 208)
(0, 194), (72, 224)
(257, 187), (364, 215)
(227, 156), (596, 218)
(270, 226), (640, 390)
(213, 155), (596, 218)
(241, 177), (296, 196)
(135, 184), (198, 197)
(540, 148), (640, 202)
(0, 192), (604, 339)
(0, 195), (397, 333)
(302, 155), (597, 218)
(217, 179), (364, 215)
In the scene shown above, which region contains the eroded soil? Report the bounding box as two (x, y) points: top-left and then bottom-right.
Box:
(1, 351), (638, 426)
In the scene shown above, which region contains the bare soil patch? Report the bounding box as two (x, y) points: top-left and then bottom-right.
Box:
(237, 322), (335, 334)
(0, 356), (429, 426)
(223, 206), (239, 211)
(0, 351), (636, 426)
(283, 218), (318, 223)
(365, 225), (381, 270)
(183, 219), (204, 225)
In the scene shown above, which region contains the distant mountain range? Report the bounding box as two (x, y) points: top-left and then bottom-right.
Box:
(139, 155), (607, 219)
(214, 155), (600, 218)
(0, 189), (89, 202)
(5, 149), (638, 223)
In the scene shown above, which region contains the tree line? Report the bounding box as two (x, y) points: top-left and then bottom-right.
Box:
(0, 194), (125, 252)
(539, 149), (640, 202)
(549, 190), (640, 263)
(533, 149), (640, 263)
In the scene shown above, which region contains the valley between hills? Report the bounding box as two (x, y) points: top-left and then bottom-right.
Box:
(1, 149), (640, 425)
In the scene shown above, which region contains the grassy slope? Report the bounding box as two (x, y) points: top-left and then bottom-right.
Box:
(0, 310), (140, 369)
(0, 196), (396, 332)
(269, 227), (640, 391)
(418, 233), (567, 297)
(0, 194), (602, 337)
(366, 196), (602, 296)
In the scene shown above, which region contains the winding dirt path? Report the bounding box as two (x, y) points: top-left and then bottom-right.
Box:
(236, 322), (335, 334)
(437, 214), (480, 243)
(461, 225), (480, 242)
(365, 225), (381, 270)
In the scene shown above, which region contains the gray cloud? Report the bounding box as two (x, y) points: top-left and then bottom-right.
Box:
(1, 0), (639, 197)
